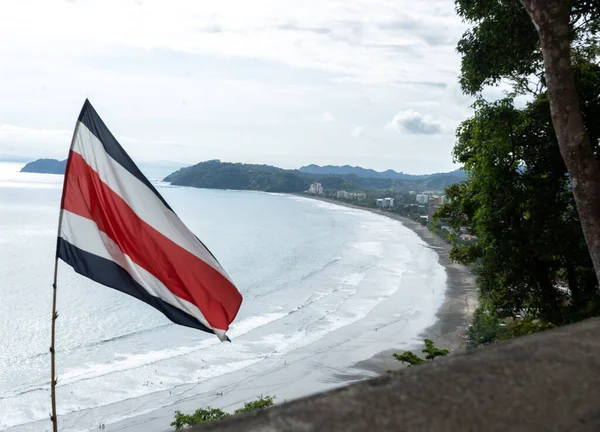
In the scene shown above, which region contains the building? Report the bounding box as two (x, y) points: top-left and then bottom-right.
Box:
(416, 194), (429, 204)
(376, 197), (394, 208)
(308, 182), (323, 195)
(428, 195), (443, 223)
(337, 191), (367, 201)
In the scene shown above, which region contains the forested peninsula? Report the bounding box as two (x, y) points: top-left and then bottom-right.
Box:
(163, 160), (465, 193)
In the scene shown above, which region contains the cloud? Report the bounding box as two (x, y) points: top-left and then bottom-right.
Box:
(387, 110), (443, 135)
(0, 0), (466, 85)
(0, 124), (71, 145)
(319, 111), (335, 122)
(0, 124), (72, 160)
(0, 0), (471, 174)
(352, 126), (365, 138)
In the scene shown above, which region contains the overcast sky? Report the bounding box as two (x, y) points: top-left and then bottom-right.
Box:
(0, 0), (480, 174)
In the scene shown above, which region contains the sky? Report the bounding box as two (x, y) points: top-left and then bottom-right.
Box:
(0, 0), (481, 174)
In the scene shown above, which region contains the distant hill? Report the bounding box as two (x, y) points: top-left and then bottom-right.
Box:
(299, 164), (466, 180)
(164, 160), (466, 193)
(20, 158), (67, 174)
(164, 160), (310, 193)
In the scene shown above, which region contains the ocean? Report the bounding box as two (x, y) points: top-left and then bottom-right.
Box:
(0, 161), (446, 431)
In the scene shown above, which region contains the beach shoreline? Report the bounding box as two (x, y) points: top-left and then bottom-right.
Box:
(98, 192), (478, 432)
(299, 195), (478, 375)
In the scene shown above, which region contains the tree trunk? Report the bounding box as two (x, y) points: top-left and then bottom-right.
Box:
(520, 0), (600, 290)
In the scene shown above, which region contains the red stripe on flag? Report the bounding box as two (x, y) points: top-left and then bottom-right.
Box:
(62, 151), (242, 330)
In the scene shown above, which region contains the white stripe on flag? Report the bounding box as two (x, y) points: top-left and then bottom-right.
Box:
(60, 209), (226, 335)
(70, 122), (232, 284)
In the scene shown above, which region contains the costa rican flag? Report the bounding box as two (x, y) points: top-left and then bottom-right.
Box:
(56, 100), (242, 341)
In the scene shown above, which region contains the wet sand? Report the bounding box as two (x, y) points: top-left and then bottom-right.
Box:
(305, 196), (478, 376)
(112, 195), (478, 431)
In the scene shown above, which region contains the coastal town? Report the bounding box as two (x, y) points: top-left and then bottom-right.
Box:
(305, 181), (476, 243)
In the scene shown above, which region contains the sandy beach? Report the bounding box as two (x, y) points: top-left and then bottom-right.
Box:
(90, 194), (478, 432)
(305, 196), (478, 375)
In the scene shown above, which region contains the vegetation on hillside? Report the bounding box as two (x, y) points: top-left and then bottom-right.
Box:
(434, 0), (600, 345)
(171, 395), (275, 430)
(163, 159), (465, 194)
(299, 164), (466, 181)
(455, 0), (600, 284)
(164, 160), (309, 193)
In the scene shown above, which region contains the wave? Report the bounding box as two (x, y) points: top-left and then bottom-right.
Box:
(0, 313), (285, 404)
(17, 323), (173, 364)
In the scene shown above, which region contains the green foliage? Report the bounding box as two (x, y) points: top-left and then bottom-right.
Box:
(422, 338), (450, 360)
(467, 305), (556, 347)
(393, 351), (426, 366)
(446, 0), (600, 348)
(233, 395), (275, 414)
(437, 68), (600, 324)
(455, 0), (600, 95)
(499, 317), (555, 340)
(164, 160), (310, 193)
(467, 305), (508, 347)
(392, 339), (449, 367)
(163, 159), (465, 194)
(170, 396), (274, 430)
(171, 407), (231, 431)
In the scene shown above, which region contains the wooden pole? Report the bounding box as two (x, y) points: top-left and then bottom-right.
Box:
(50, 104), (80, 432)
(50, 257), (59, 432)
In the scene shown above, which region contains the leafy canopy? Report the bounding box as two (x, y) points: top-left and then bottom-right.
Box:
(455, 0), (600, 95)
(438, 60), (600, 324)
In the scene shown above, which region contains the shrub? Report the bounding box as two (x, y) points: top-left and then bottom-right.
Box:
(171, 395), (274, 430)
(391, 339), (449, 368)
(467, 306), (508, 347)
(171, 408), (230, 431)
(233, 395), (275, 414)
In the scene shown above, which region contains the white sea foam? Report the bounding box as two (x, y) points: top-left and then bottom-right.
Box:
(351, 241), (384, 257)
(0, 164), (447, 432)
(227, 312), (288, 338)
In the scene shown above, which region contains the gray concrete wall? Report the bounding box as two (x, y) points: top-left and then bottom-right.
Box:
(192, 318), (600, 431)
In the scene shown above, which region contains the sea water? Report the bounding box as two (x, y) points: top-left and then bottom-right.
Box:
(0, 162), (446, 431)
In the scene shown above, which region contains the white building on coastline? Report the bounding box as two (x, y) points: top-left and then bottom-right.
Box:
(376, 197), (394, 208)
(416, 194), (429, 204)
(308, 182), (323, 195)
(336, 190), (366, 200)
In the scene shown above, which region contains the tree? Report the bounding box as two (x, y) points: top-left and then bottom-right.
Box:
(438, 62), (600, 323)
(455, 0), (600, 288)
(392, 339), (449, 368)
(520, 0), (600, 292)
(422, 338), (450, 360)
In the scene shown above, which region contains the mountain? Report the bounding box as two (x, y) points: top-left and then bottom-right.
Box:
(164, 160), (466, 193)
(20, 158), (67, 174)
(299, 164), (466, 180)
(164, 160), (310, 193)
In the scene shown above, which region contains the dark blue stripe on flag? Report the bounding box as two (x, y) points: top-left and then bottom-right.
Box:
(57, 237), (214, 335)
(77, 99), (174, 212)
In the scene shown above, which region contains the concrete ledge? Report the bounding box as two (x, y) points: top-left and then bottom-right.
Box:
(192, 318), (600, 431)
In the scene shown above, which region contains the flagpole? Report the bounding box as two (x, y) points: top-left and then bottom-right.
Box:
(49, 110), (81, 432)
(50, 257), (59, 432)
